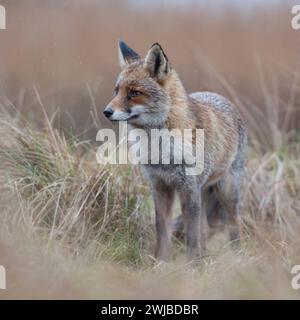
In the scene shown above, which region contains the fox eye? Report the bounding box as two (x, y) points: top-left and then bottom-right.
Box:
(128, 89), (143, 99)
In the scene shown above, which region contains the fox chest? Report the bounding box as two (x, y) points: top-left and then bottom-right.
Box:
(142, 164), (192, 188)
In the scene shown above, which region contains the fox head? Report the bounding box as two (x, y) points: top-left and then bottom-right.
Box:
(103, 40), (175, 128)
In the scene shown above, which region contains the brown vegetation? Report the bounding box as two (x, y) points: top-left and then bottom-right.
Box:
(0, 0), (299, 299)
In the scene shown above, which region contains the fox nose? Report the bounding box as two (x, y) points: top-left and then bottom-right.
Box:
(103, 107), (114, 118)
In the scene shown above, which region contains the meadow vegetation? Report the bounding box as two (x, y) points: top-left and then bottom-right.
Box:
(0, 0), (299, 299)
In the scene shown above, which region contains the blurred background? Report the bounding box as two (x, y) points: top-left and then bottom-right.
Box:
(0, 0), (299, 144)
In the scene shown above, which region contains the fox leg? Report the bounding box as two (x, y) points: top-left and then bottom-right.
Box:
(214, 171), (241, 249)
(152, 181), (175, 262)
(172, 188), (217, 244)
(178, 182), (202, 262)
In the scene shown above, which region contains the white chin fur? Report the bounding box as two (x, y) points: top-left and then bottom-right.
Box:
(110, 105), (145, 121)
(110, 111), (131, 121)
(130, 105), (145, 114)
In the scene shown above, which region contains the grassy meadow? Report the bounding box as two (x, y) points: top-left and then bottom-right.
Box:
(0, 0), (300, 299)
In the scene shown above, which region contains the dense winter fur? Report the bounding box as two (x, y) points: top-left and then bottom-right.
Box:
(104, 40), (247, 263)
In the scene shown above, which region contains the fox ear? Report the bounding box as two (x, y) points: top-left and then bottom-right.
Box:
(144, 43), (170, 82)
(118, 39), (140, 69)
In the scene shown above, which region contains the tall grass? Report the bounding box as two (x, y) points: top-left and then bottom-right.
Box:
(0, 94), (300, 298)
(0, 0), (299, 299)
(0, 103), (153, 269)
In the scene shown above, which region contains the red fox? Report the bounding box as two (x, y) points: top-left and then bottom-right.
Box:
(103, 40), (247, 263)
